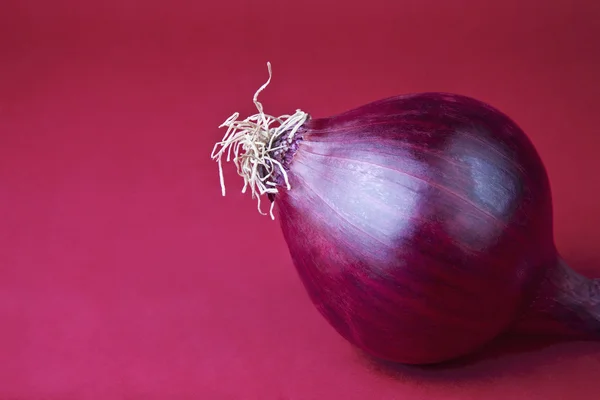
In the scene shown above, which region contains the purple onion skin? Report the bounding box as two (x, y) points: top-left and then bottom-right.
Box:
(270, 92), (600, 365)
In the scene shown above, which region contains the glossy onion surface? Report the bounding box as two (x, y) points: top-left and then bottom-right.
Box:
(274, 93), (557, 364)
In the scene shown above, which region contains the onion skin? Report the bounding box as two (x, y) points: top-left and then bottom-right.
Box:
(267, 92), (599, 365)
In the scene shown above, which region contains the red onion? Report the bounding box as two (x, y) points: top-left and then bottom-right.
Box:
(211, 63), (600, 365)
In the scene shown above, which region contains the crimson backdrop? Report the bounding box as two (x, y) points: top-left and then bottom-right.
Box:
(1, 0), (600, 399)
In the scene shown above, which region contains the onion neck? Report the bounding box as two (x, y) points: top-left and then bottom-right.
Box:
(512, 257), (600, 339)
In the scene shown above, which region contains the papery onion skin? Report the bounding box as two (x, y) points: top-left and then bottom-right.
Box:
(270, 92), (569, 364)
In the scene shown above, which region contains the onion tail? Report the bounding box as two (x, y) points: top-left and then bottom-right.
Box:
(513, 258), (600, 338)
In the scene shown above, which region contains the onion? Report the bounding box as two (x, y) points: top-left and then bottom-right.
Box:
(211, 63), (600, 365)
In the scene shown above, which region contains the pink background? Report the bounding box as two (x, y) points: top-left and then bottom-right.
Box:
(1, 0), (600, 398)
